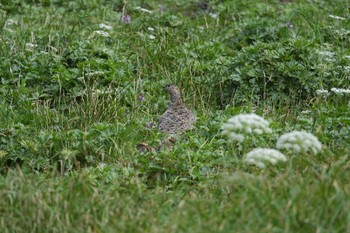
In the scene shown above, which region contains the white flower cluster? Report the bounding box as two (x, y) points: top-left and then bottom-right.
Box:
(328, 15), (346, 20)
(209, 12), (218, 19)
(334, 29), (350, 37)
(4, 19), (18, 32)
(135, 6), (153, 14)
(244, 148), (287, 168)
(94, 30), (109, 37)
(316, 88), (350, 96)
(5, 19), (18, 27)
(147, 27), (156, 40)
(222, 113), (272, 142)
(99, 23), (112, 30)
(88, 70), (105, 76)
(331, 88), (350, 95)
(316, 89), (330, 96)
(25, 43), (37, 50)
(317, 51), (335, 57)
(343, 66), (350, 72)
(276, 131), (322, 154)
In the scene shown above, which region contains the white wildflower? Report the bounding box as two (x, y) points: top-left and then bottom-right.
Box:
(325, 58), (335, 62)
(135, 6), (153, 14)
(317, 51), (335, 57)
(98, 162), (107, 169)
(4, 19), (17, 27)
(92, 88), (114, 95)
(48, 45), (58, 53)
(331, 88), (350, 95)
(333, 29), (350, 37)
(222, 113), (272, 142)
(316, 89), (330, 96)
(328, 15), (346, 20)
(276, 131), (322, 154)
(301, 110), (312, 114)
(227, 132), (245, 142)
(147, 27), (154, 31)
(336, 65), (350, 72)
(94, 30), (109, 37)
(88, 71), (105, 76)
(149, 35), (155, 40)
(343, 66), (350, 72)
(244, 148), (287, 168)
(25, 43), (37, 50)
(209, 13), (218, 19)
(99, 23), (112, 30)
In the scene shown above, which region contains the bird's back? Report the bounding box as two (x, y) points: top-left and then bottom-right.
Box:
(159, 103), (196, 135)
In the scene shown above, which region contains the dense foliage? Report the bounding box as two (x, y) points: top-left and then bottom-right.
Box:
(0, 0), (349, 232)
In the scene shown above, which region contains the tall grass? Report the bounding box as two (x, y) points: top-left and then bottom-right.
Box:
(0, 0), (349, 232)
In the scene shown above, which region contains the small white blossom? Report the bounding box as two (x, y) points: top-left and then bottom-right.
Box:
(94, 30), (109, 37)
(149, 35), (156, 40)
(99, 23), (112, 30)
(325, 58), (335, 62)
(301, 110), (312, 114)
(4, 19), (17, 27)
(147, 27), (154, 31)
(331, 88), (350, 95)
(94, 89), (114, 95)
(343, 66), (350, 72)
(244, 148), (287, 168)
(316, 89), (330, 97)
(328, 15), (346, 20)
(135, 6), (153, 14)
(227, 132), (245, 142)
(317, 51), (335, 57)
(98, 162), (107, 169)
(88, 71), (105, 76)
(48, 45), (58, 53)
(222, 113), (272, 142)
(209, 13), (218, 19)
(276, 131), (322, 154)
(25, 43), (37, 50)
(333, 29), (350, 37)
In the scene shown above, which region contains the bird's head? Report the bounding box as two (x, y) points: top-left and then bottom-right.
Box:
(164, 84), (180, 95)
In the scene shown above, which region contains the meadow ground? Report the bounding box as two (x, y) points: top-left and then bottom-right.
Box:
(0, 0), (349, 232)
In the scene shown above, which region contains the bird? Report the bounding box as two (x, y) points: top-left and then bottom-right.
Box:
(156, 137), (177, 151)
(136, 142), (154, 153)
(158, 84), (196, 135)
(136, 84), (196, 153)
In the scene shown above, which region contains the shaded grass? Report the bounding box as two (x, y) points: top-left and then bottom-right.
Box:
(0, 157), (349, 233)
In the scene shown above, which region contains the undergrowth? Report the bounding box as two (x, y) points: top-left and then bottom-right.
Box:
(0, 0), (349, 232)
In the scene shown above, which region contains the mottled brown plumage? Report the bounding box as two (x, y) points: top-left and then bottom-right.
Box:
(158, 84), (196, 135)
(136, 142), (154, 153)
(156, 137), (177, 151)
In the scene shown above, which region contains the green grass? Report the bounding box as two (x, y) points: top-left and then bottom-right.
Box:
(0, 0), (350, 232)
